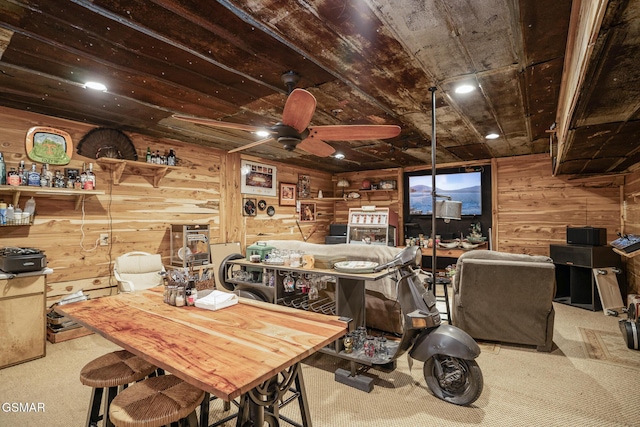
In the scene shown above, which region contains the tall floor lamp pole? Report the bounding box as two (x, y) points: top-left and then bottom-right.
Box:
(429, 87), (438, 293)
(429, 87), (452, 323)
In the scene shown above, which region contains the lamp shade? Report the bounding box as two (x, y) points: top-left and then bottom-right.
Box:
(336, 179), (349, 188)
(435, 200), (462, 221)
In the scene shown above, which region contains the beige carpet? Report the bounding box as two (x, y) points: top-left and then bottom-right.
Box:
(1, 303), (639, 427)
(578, 326), (640, 370)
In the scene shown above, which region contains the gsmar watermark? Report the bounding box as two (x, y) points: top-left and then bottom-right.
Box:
(2, 402), (45, 412)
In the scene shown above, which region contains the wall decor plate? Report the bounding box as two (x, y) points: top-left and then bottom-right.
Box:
(243, 198), (257, 216)
(26, 126), (73, 165)
(257, 200), (267, 211)
(267, 206), (275, 216)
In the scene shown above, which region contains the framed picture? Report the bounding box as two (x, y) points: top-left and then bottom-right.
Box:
(25, 126), (73, 165)
(279, 182), (297, 206)
(240, 160), (277, 196)
(299, 202), (316, 222)
(298, 174), (311, 199)
(243, 198), (257, 216)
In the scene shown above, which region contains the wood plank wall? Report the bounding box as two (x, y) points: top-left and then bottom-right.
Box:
(623, 169), (640, 295)
(494, 154), (623, 257)
(0, 107), (225, 306)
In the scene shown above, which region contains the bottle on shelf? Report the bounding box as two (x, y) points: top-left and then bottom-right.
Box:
(80, 162), (87, 189)
(146, 147), (152, 163)
(40, 163), (53, 187)
(6, 204), (14, 222)
(18, 160), (27, 185)
(84, 163), (96, 190)
(7, 168), (20, 186)
(24, 197), (36, 220)
(167, 149), (176, 166)
(0, 201), (6, 225)
(27, 163), (41, 187)
(0, 152), (6, 185)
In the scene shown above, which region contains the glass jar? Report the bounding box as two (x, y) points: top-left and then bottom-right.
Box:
(364, 336), (375, 358)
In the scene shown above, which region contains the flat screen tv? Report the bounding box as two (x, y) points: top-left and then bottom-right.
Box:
(408, 171), (482, 216)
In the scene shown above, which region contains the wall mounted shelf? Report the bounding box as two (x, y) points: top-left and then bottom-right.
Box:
(0, 185), (104, 210)
(96, 158), (176, 187)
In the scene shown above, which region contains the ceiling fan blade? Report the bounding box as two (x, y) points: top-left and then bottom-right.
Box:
(296, 139), (336, 157)
(173, 114), (265, 133)
(308, 125), (401, 141)
(281, 88), (317, 133)
(228, 137), (275, 153)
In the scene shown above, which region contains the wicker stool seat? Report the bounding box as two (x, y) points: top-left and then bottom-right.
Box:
(109, 375), (205, 427)
(80, 350), (157, 427)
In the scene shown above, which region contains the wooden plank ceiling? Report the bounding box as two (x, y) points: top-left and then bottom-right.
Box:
(0, 0), (637, 175)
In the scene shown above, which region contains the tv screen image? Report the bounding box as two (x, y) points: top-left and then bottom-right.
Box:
(408, 172), (482, 216)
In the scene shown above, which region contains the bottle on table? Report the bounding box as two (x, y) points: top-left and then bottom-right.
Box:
(146, 147), (152, 163)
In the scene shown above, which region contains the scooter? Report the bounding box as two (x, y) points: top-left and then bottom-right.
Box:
(373, 245), (483, 406)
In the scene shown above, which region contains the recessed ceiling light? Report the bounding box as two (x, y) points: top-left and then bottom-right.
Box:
(334, 153), (345, 159)
(84, 81), (107, 91)
(255, 130), (270, 138)
(454, 84), (475, 94)
(485, 133), (500, 140)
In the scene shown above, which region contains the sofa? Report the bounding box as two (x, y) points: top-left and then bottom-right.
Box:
(451, 250), (556, 352)
(263, 240), (404, 334)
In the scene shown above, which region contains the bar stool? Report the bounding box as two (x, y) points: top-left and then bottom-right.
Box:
(108, 375), (206, 427)
(80, 350), (157, 427)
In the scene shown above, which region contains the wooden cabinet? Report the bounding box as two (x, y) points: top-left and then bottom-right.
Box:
(550, 244), (622, 311)
(0, 272), (47, 369)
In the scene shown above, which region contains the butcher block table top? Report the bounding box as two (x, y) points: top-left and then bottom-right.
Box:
(56, 287), (347, 401)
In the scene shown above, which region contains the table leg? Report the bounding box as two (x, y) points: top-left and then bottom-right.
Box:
(235, 363), (311, 427)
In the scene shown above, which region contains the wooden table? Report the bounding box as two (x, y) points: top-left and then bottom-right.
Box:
(56, 287), (347, 427)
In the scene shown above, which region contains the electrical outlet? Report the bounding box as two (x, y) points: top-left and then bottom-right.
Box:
(100, 233), (109, 246)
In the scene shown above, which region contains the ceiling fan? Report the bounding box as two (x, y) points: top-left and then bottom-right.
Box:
(172, 73), (401, 157)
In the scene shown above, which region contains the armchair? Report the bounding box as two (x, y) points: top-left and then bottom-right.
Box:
(114, 251), (165, 292)
(452, 250), (556, 352)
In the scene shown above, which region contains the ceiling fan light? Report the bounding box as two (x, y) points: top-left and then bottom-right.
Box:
(334, 153), (345, 159)
(84, 81), (107, 91)
(454, 84), (475, 94)
(255, 130), (270, 137)
(485, 133), (500, 140)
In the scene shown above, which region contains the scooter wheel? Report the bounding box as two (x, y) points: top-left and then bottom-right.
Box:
(424, 356), (483, 406)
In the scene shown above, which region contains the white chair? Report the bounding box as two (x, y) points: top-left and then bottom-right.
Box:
(113, 251), (165, 292)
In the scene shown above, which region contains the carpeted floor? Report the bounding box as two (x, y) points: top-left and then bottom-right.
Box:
(1, 302), (639, 427)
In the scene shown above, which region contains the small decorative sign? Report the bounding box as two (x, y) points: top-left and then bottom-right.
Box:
(26, 126), (73, 165)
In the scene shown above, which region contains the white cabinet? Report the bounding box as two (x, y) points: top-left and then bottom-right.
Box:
(347, 207), (398, 246)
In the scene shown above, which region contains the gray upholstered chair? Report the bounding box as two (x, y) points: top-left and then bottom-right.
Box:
(451, 250), (556, 352)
